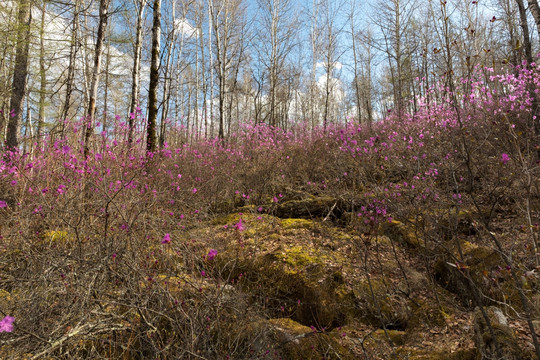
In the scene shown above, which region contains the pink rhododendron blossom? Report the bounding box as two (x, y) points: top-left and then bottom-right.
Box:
(207, 249), (217, 260)
(0, 200), (7, 208)
(235, 218), (245, 231)
(501, 153), (510, 164)
(0, 316), (14, 332)
(161, 233), (171, 244)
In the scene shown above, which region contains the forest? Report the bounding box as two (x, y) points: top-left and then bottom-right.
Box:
(0, 0), (540, 359)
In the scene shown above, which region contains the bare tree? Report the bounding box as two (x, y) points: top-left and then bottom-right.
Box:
(83, 0), (112, 156)
(61, 0), (80, 134)
(209, 0), (247, 140)
(128, 0), (146, 146)
(255, 0), (298, 127)
(319, 0), (345, 131)
(515, 0), (533, 64)
(147, 0), (161, 152)
(6, 0), (32, 150)
(528, 0), (540, 40)
(37, 0), (48, 139)
(374, 0), (417, 120)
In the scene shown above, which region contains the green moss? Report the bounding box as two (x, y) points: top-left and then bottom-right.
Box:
(277, 246), (319, 267)
(393, 348), (477, 360)
(274, 196), (341, 219)
(380, 220), (421, 248)
(43, 230), (73, 244)
(268, 318), (312, 334)
(408, 298), (447, 329)
(266, 318), (356, 359)
(374, 329), (407, 345)
(473, 306), (522, 359)
(281, 218), (313, 230)
(354, 279), (410, 328)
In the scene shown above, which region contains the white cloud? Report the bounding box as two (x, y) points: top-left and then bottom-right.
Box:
(174, 18), (198, 38)
(316, 61), (343, 70)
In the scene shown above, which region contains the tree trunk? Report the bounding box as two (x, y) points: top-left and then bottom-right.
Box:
(515, 0), (533, 65)
(103, 26), (111, 136)
(6, 0), (32, 150)
(147, 0), (161, 153)
(37, 0), (47, 139)
(129, 0), (145, 146)
(61, 0), (79, 134)
(528, 0), (540, 40)
(83, 0), (111, 156)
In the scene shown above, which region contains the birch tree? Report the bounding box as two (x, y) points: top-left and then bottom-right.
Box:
(83, 0), (112, 156)
(128, 0), (146, 146)
(255, 0), (298, 127)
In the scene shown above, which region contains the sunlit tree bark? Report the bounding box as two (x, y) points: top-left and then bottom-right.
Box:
(84, 0), (111, 156)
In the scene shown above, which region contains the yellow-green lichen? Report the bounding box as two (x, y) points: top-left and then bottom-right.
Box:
(43, 230), (73, 244)
(277, 246), (319, 267)
(281, 218), (313, 230)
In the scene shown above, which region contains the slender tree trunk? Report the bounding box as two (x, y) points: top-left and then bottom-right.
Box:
(159, 3), (180, 148)
(84, 0), (111, 156)
(528, 0), (540, 40)
(6, 0), (32, 150)
(61, 0), (79, 134)
(103, 26), (111, 135)
(159, 39), (174, 148)
(350, 20), (362, 123)
(38, 0), (47, 139)
(515, 0), (533, 65)
(210, 0), (226, 140)
(208, 0), (215, 138)
(128, 0), (146, 146)
(323, 62), (331, 131)
(518, 0), (540, 159)
(530, 0), (540, 143)
(147, 0), (161, 152)
(310, 0), (319, 131)
(197, 13), (208, 138)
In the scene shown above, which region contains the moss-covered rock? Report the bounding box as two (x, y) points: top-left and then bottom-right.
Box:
(380, 220), (421, 248)
(433, 243), (510, 307)
(353, 279), (411, 329)
(274, 196), (343, 219)
(393, 348), (477, 360)
(473, 306), (522, 360)
(281, 218), (313, 230)
(265, 318), (356, 359)
(216, 238), (359, 329)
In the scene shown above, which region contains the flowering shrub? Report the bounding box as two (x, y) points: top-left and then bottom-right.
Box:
(0, 62), (538, 358)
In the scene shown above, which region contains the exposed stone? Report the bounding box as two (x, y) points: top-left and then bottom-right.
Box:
(274, 196), (343, 219)
(473, 306), (522, 360)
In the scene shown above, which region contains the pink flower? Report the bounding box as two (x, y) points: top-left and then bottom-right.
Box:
(161, 233), (171, 244)
(192, 188), (197, 193)
(207, 249), (218, 261)
(0, 316), (14, 332)
(501, 153), (510, 164)
(0, 200), (7, 208)
(234, 218), (245, 232)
